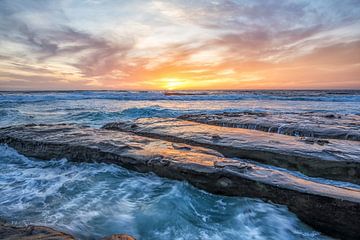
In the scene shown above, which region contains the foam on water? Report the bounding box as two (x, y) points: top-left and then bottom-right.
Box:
(1, 90), (360, 103)
(1, 96), (360, 129)
(0, 90), (358, 239)
(0, 145), (330, 240)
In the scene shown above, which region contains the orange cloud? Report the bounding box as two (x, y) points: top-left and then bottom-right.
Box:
(0, 0), (359, 90)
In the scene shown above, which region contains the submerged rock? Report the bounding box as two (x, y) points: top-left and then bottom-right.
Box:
(0, 220), (75, 240)
(0, 124), (360, 239)
(178, 112), (360, 141)
(103, 118), (360, 184)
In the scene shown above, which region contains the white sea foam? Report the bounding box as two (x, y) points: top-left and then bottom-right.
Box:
(1, 94), (360, 129)
(0, 90), (354, 239)
(0, 90), (359, 103)
(0, 145), (330, 239)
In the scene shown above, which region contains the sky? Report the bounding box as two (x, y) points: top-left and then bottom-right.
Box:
(0, 0), (359, 90)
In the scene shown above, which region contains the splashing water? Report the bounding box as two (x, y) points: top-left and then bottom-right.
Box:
(0, 91), (359, 128)
(1, 90), (354, 239)
(0, 145), (330, 240)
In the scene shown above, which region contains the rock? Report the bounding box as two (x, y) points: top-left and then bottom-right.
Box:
(211, 134), (222, 141)
(0, 220), (75, 240)
(1, 124), (360, 239)
(103, 118), (360, 184)
(299, 137), (330, 145)
(0, 220), (137, 240)
(178, 112), (360, 141)
(102, 234), (136, 240)
(324, 114), (336, 119)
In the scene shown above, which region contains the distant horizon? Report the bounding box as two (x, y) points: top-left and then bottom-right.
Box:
(1, 88), (360, 92)
(1, 0), (360, 90)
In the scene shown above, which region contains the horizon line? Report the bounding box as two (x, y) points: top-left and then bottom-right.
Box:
(1, 88), (360, 92)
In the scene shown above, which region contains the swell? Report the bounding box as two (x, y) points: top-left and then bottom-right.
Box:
(1, 90), (359, 103)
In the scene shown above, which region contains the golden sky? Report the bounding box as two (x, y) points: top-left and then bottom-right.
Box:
(0, 0), (359, 90)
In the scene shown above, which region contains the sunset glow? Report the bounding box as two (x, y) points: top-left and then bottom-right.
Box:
(161, 78), (187, 90)
(0, 0), (359, 90)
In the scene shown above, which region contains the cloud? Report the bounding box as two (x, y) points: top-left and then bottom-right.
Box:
(291, 40), (360, 66)
(0, 0), (359, 90)
(0, 6), (135, 79)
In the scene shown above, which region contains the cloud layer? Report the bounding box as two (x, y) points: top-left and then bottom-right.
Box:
(0, 0), (359, 90)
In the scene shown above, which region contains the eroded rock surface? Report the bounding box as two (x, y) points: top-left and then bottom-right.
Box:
(179, 112), (360, 141)
(0, 220), (74, 240)
(1, 124), (360, 239)
(102, 234), (136, 240)
(0, 220), (136, 240)
(103, 118), (360, 184)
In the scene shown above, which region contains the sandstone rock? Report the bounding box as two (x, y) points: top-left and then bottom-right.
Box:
(103, 118), (360, 184)
(1, 124), (360, 239)
(178, 112), (360, 141)
(0, 220), (74, 240)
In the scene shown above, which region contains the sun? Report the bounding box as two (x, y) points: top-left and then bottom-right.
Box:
(161, 78), (186, 90)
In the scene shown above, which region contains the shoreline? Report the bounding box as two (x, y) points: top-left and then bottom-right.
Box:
(1, 122), (359, 239)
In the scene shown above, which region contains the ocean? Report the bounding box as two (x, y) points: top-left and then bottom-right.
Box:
(1, 90), (359, 239)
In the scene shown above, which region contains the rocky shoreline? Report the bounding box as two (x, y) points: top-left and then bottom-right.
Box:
(179, 112), (360, 141)
(1, 122), (360, 239)
(0, 220), (135, 240)
(0, 220), (75, 240)
(103, 118), (360, 184)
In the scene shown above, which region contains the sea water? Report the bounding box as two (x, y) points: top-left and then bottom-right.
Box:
(1, 90), (359, 239)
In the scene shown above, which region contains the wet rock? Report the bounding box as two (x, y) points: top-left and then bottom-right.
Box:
(130, 124), (138, 129)
(211, 134), (222, 141)
(0, 220), (74, 240)
(172, 143), (191, 151)
(324, 114), (336, 119)
(0, 220), (137, 240)
(102, 234), (136, 240)
(103, 118), (360, 184)
(178, 112), (360, 141)
(1, 124), (360, 239)
(299, 137), (330, 145)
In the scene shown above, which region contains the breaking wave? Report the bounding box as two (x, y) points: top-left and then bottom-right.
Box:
(0, 145), (329, 240)
(0, 90), (359, 103)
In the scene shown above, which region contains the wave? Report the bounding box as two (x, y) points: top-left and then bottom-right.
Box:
(66, 106), (268, 123)
(0, 145), (328, 239)
(118, 106), (185, 119)
(0, 90), (359, 103)
(62, 106), (186, 125)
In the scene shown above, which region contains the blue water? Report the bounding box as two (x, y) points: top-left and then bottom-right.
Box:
(1, 90), (359, 239)
(0, 145), (328, 240)
(0, 90), (359, 128)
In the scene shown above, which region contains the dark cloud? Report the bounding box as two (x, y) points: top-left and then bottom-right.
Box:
(0, 10), (135, 78)
(0, 0), (135, 79)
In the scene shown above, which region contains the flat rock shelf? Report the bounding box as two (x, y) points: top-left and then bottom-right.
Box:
(0, 124), (360, 239)
(0, 220), (135, 240)
(0, 220), (75, 240)
(103, 118), (360, 184)
(179, 112), (360, 141)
